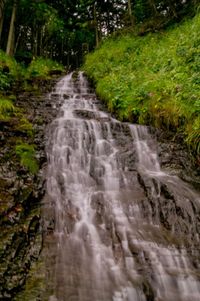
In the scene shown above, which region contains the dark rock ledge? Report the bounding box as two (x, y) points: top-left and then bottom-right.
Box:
(0, 76), (62, 301)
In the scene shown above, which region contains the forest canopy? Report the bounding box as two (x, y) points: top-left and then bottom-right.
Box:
(0, 0), (199, 67)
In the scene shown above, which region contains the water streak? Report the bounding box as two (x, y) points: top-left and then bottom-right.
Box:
(44, 72), (200, 301)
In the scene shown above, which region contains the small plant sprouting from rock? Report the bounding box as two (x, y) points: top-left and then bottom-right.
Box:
(0, 98), (15, 120)
(15, 143), (39, 174)
(17, 117), (34, 137)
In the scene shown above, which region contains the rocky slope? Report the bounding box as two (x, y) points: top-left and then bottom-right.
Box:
(0, 77), (61, 300)
(0, 74), (199, 300)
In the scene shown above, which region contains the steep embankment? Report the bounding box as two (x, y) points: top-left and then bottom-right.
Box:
(0, 53), (64, 299)
(83, 13), (200, 160)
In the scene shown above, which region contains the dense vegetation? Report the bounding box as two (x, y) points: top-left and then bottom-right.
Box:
(0, 50), (64, 173)
(0, 1), (200, 299)
(0, 0), (198, 67)
(0, 0), (199, 165)
(84, 12), (200, 159)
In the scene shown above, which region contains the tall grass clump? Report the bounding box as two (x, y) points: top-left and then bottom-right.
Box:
(0, 97), (15, 120)
(0, 50), (22, 91)
(83, 13), (200, 158)
(26, 57), (64, 79)
(15, 143), (39, 174)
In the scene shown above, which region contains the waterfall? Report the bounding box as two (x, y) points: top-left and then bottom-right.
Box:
(44, 72), (200, 301)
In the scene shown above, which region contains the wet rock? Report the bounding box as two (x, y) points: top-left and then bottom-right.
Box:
(74, 109), (98, 120)
(48, 70), (63, 76)
(0, 76), (62, 300)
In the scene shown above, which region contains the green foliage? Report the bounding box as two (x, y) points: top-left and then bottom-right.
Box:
(84, 13), (200, 156)
(0, 71), (11, 91)
(0, 50), (22, 91)
(26, 58), (64, 79)
(186, 117), (200, 155)
(0, 98), (15, 120)
(17, 117), (34, 137)
(0, 50), (19, 76)
(15, 143), (39, 174)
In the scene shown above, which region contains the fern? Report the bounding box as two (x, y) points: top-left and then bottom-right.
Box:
(15, 143), (39, 174)
(0, 98), (15, 119)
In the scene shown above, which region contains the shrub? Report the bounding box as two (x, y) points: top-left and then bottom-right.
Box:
(26, 57), (64, 79)
(0, 50), (22, 91)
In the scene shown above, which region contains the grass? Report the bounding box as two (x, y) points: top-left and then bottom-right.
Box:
(0, 51), (65, 177)
(15, 143), (39, 174)
(0, 50), (22, 91)
(0, 51), (64, 94)
(83, 13), (200, 158)
(0, 97), (15, 120)
(26, 57), (64, 79)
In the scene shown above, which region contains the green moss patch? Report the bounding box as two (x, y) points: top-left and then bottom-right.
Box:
(15, 143), (39, 174)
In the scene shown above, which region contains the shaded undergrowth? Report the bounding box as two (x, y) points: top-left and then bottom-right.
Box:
(0, 52), (64, 173)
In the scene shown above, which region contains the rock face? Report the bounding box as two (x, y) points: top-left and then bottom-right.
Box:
(1, 73), (200, 300)
(0, 77), (61, 300)
(43, 73), (200, 301)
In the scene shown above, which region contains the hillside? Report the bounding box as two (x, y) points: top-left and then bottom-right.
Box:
(83, 13), (200, 160)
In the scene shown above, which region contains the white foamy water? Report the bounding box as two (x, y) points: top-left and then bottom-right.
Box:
(44, 72), (200, 301)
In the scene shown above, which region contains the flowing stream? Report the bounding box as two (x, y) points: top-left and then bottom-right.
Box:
(44, 72), (200, 301)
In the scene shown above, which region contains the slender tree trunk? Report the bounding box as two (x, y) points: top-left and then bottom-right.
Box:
(93, 3), (99, 48)
(61, 38), (63, 60)
(167, 1), (178, 18)
(0, 0), (5, 22)
(6, 0), (17, 56)
(14, 25), (22, 54)
(67, 52), (70, 69)
(0, 0), (6, 43)
(0, 12), (4, 43)
(127, 0), (134, 26)
(39, 26), (44, 56)
(35, 28), (38, 56)
(148, 0), (158, 16)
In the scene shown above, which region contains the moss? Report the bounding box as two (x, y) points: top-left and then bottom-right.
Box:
(15, 143), (39, 174)
(83, 13), (200, 158)
(16, 117), (34, 137)
(0, 97), (15, 120)
(0, 192), (14, 214)
(14, 251), (47, 301)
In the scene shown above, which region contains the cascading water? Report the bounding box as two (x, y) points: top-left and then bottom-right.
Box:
(44, 72), (200, 301)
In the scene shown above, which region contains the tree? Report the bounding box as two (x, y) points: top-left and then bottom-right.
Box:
(0, 0), (198, 65)
(6, 0), (17, 56)
(0, 0), (6, 43)
(127, 0), (134, 26)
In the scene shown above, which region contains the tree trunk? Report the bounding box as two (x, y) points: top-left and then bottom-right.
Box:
(6, 0), (17, 56)
(127, 0), (134, 26)
(14, 25), (22, 54)
(148, 0), (158, 16)
(93, 3), (99, 48)
(39, 26), (44, 56)
(0, 12), (4, 43)
(0, 0), (6, 43)
(167, 1), (178, 18)
(0, 0), (5, 21)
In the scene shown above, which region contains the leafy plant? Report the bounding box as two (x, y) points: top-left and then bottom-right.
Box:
(17, 117), (34, 137)
(15, 143), (39, 174)
(186, 117), (200, 156)
(0, 98), (15, 120)
(26, 57), (64, 79)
